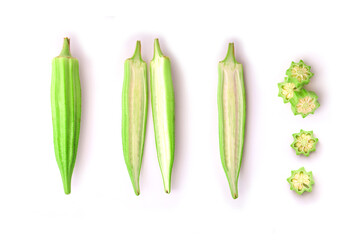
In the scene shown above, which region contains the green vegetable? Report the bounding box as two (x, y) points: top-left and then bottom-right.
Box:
(51, 38), (81, 194)
(286, 60), (314, 88)
(122, 41), (148, 195)
(277, 79), (298, 103)
(150, 39), (175, 193)
(291, 130), (318, 156)
(218, 43), (246, 199)
(277, 60), (319, 117)
(287, 167), (314, 195)
(290, 89), (320, 118)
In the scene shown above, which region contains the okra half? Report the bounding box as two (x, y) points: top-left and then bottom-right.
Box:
(51, 38), (81, 194)
(218, 43), (246, 199)
(122, 41), (148, 195)
(150, 39), (175, 193)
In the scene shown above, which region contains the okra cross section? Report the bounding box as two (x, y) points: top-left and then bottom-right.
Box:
(286, 60), (314, 88)
(277, 60), (320, 118)
(218, 43), (246, 199)
(290, 89), (320, 118)
(287, 167), (314, 195)
(291, 129), (318, 156)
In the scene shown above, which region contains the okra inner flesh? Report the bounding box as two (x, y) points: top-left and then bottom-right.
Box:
(150, 39), (175, 193)
(122, 41), (148, 195)
(221, 63), (243, 177)
(218, 43), (246, 199)
(152, 62), (172, 175)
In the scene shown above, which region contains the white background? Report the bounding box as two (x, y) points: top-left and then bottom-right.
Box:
(0, 1), (359, 239)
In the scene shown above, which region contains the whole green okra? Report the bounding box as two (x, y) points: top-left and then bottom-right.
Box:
(51, 38), (81, 194)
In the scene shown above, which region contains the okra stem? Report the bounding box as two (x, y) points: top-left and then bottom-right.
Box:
(132, 40), (142, 61)
(58, 38), (72, 57)
(153, 39), (163, 57)
(223, 43), (236, 63)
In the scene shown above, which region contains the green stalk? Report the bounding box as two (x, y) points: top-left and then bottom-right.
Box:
(150, 39), (175, 193)
(122, 41), (148, 195)
(218, 43), (246, 199)
(51, 38), (81, 194)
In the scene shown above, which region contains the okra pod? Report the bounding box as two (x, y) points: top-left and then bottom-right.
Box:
(51, 38), (81, 194)
(218, 43), (246, 199)
(150, 39), (175, 193)
(122, 41), (148, 195)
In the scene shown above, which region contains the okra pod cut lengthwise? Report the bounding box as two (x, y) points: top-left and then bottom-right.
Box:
(150, 39), (175, 193)
(51, 38), (81, 194)
(122, 41), (148, 195)
(218, 43), (246, 199)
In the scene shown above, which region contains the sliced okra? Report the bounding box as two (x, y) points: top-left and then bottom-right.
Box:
(287, 167), (314, 195)
(290, 88), (320, 118)
(286, 60), (314, 88)
(278, 78), (298, 103)
(291, 130), (318, 156)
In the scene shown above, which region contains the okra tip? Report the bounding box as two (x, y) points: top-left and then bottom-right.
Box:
(134, 188), (140, 196)
(153, 38), (164, 58)
(132, 182), (140, 196)
(229, 182), (238, 199)
(63, 181), (71, 195)
(131, 40), (143, 61)
(58, 37), (72, 58)
(163, 181), (171, 194)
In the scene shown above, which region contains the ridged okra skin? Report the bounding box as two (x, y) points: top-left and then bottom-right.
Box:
(122, 41), (148, 196)
(218, 43), (246, 199)
(150, 39), (175, 193)
(51, 38), (81, 194)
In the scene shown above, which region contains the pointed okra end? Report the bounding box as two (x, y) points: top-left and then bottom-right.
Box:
(130, 40), (143, 62)
(130, 177), (141, 196)
(63, 186), (71, 195)
(287, 167), (314, 195)
(225, 173), (239, 199)
(62, 178), (72, 195)
(133, 183), (140, 196)
(291, 130), (318, 157)
(58, 37), (73, 58)
(229, 183), (239, 199)
(163, 178), (171, 194)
